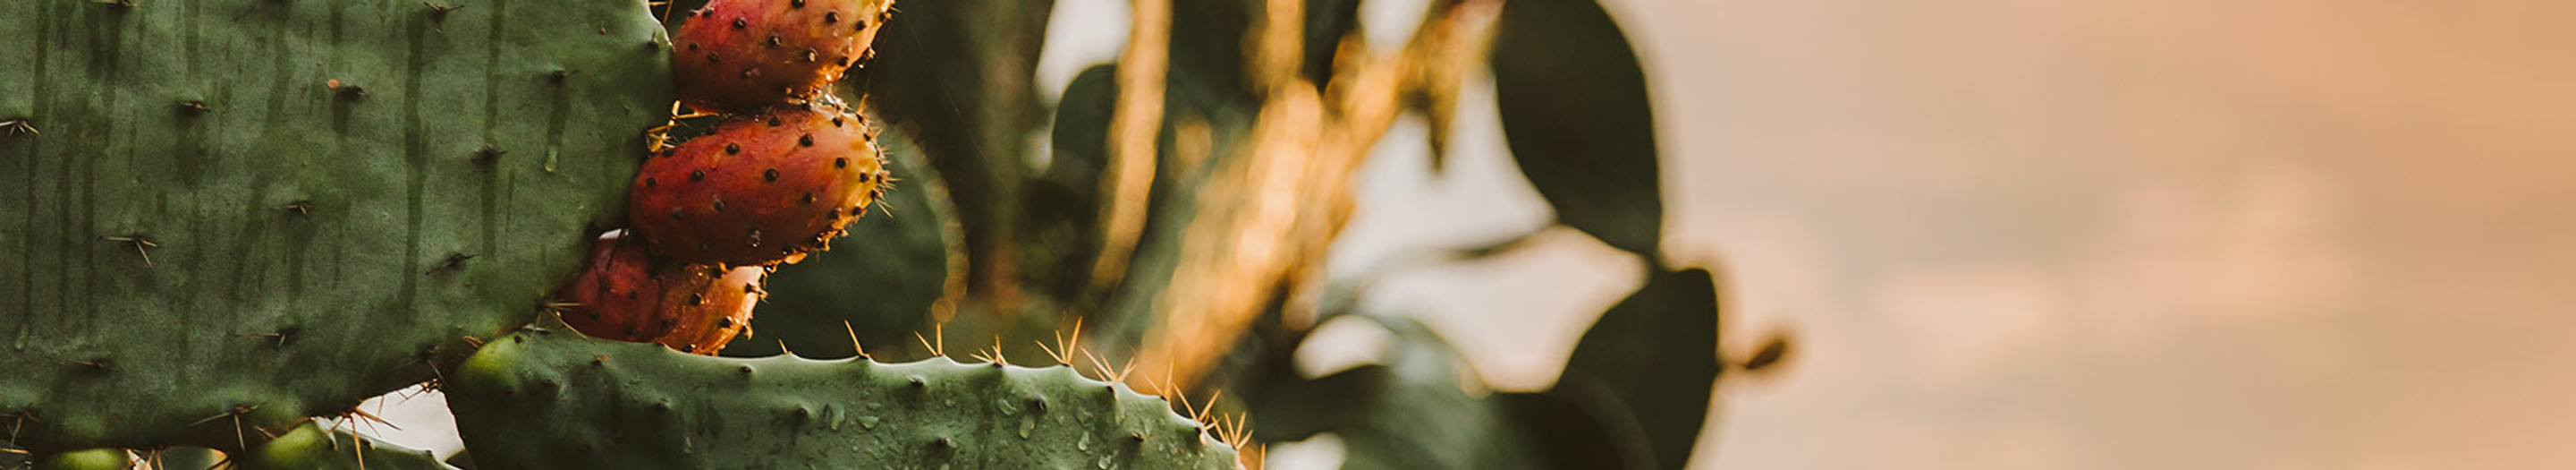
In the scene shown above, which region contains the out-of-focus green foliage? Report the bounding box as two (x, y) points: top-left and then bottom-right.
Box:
(1491, 0), (1668, 260)
(860, 0), (1056, 303)
(1558, 268), (1724, 468)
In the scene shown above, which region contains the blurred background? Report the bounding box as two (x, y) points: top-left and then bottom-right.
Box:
(1322, 0), (2576, 468)
(361, 0), (2576, 468)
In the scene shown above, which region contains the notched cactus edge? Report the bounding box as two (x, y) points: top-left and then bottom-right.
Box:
(446, 328), (1242, 469)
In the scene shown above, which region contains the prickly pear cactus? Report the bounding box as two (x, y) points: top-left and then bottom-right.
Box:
(23, 449), (127, 470)
(446, 329), (1241, 469)
(0, 0), (671, 452)
(233, 423), (459, 470)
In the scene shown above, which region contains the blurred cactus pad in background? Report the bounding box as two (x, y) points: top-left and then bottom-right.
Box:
(0, 0), (1766, 468)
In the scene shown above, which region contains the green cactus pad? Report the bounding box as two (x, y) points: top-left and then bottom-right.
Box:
(24, 449), (127, 470)
(447, 329), (1241, 469)
(234, 423), (457, 470)
(0, 0), (672, 452)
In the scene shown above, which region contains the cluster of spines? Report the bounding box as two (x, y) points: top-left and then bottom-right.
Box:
(909, 320), (1266, 465)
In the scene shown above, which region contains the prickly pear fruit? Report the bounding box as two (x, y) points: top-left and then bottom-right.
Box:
(650, 263), (767, 355)
(674, 0), (896, 113)
(555, 233), (768, 355)
(557, 234), (670, 342)
(629, 103), (889, 267)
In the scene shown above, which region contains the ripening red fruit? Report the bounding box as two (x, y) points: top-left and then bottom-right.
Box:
(673, 0), (894, 113)
(627, 102), (888, 267)
(556, 234), (672, 342)
(555, 232), (768, 355)
(647, 262), (766, 355)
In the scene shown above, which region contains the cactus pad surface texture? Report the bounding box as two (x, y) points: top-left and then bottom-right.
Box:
(233, 422), (461, 470)
(448, 329), (1242, 469)
(0, 0), (673, 452)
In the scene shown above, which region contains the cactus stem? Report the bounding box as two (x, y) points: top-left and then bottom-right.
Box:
(100, 235), (158, 267)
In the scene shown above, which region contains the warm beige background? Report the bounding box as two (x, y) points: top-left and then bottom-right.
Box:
(1333, 0), (2576, 468)
(365, 0), (2576, 468)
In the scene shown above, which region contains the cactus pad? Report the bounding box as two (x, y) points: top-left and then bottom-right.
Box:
(234, 423), (458, 470)
(447, 329), (1241, 469)
(0, 0), (672, 451)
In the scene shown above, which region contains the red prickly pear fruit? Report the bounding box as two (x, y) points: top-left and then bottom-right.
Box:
(673, 0), (894, 113)
(649, 264), (767, 355)
(627, 102), (888, 267)
(555, 232), (768, 355)
(556, 233), (673, 342)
